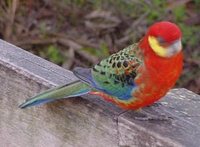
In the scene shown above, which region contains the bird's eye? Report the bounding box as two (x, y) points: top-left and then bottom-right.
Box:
(157, 37), (165, 43)
(157, 37), (168, 47)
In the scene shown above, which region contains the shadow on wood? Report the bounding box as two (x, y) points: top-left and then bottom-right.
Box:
(0, 39), (200, 147)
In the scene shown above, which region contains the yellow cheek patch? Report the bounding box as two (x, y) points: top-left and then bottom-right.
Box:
(148, 36), (167, 57)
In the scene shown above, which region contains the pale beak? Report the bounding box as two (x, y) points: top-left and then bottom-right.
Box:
(167, 39), (182, 56)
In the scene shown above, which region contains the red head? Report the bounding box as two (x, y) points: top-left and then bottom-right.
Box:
(142, 21), (182, 58)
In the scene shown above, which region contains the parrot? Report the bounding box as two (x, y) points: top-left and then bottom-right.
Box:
(19, 21), (183, 111)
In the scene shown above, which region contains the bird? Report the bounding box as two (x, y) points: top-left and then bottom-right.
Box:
(19, 21), (183, 111)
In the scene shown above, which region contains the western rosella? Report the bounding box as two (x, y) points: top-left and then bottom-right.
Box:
(19, 21), (183, 111)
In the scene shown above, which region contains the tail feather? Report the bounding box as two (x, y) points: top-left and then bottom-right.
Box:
(19, 80), (91, 109)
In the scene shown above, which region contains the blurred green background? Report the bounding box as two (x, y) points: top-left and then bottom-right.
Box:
(0, 0), (199, 94)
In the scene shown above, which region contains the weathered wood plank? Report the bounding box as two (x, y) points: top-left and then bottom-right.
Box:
(0, 39), (200, 147)
(0, 39), (122, 147)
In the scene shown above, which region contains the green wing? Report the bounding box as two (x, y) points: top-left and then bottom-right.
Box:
(91, 43), (143, 100)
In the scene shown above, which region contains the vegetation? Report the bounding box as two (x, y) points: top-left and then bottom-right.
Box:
(0, 0), (199, 94)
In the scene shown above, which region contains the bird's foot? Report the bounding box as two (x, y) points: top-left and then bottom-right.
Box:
(149, 102), (163, 107)
(134, 114), (172, 121)
(133, 107), (172, 121)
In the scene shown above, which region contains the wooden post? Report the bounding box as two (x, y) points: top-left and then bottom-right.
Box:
(0, 39), (199, 147)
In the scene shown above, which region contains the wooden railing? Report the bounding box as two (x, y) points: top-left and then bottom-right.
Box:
(0, 39), (199, 147)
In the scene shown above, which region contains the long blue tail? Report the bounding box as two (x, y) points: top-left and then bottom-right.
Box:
(19, 80), (91, 109)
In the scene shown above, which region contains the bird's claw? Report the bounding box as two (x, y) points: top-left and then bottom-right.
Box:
(133, 108), (173, 121)
(134, 114), (172, 121)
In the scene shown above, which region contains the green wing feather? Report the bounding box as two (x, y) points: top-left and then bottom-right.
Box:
(91, 43), (143, 99)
